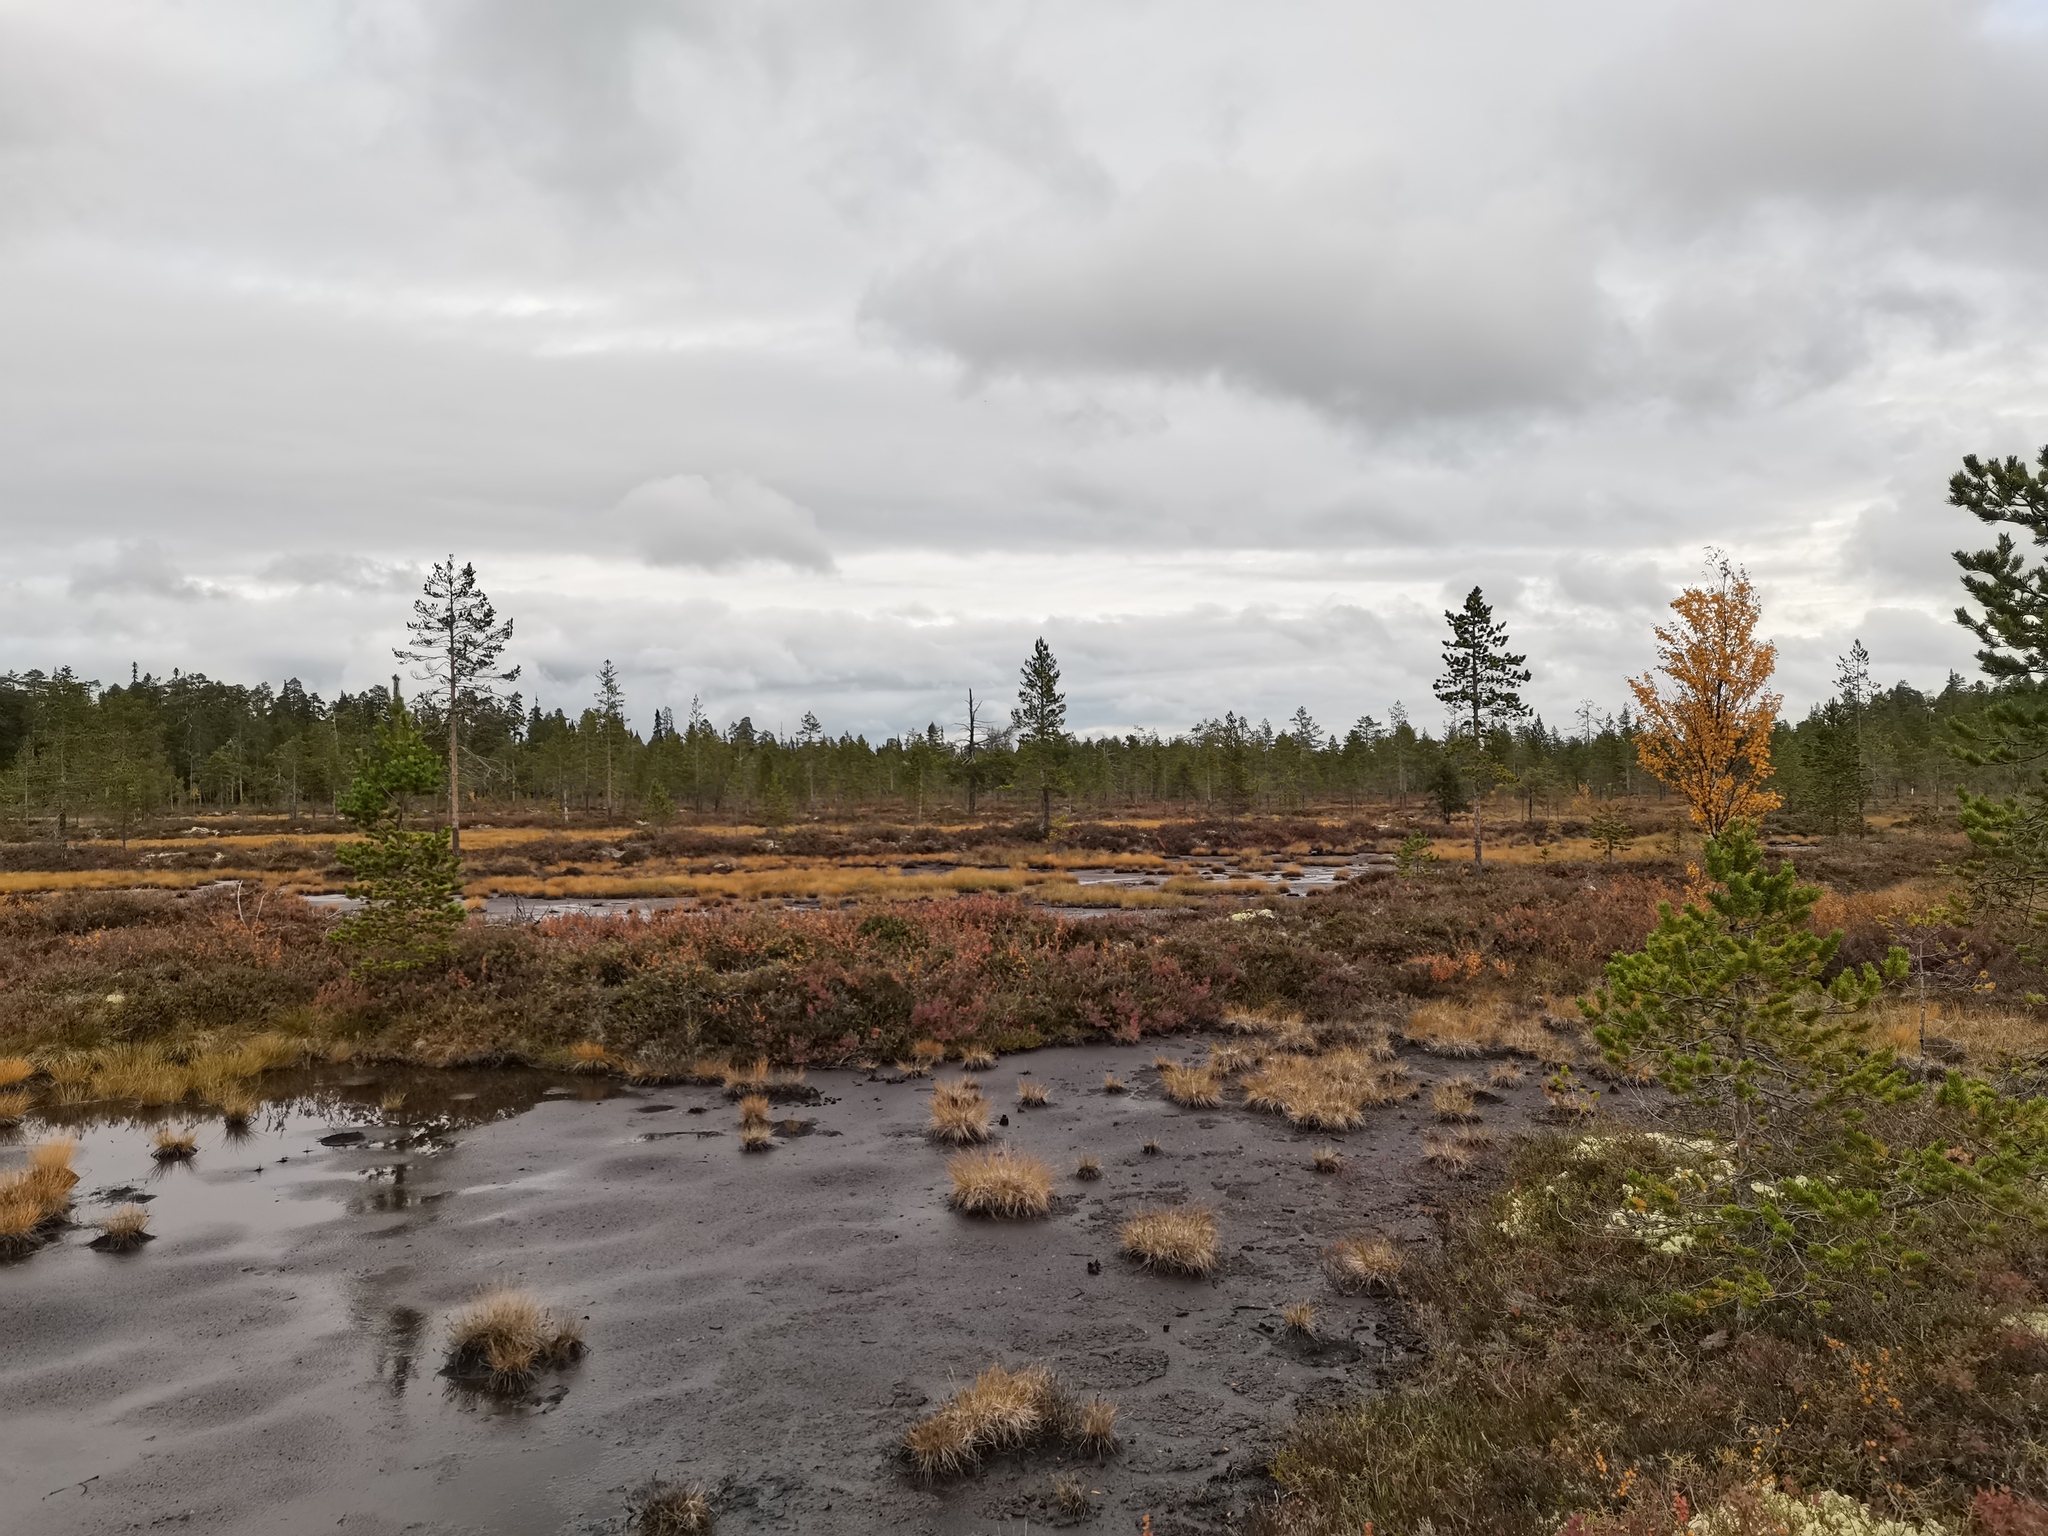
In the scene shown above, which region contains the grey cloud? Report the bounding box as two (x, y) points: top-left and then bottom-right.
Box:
(867, 167), (1604, 420)
(259, 553), (422, 594)
(70, 543), (220, 603)
(616, 473), (835, 571)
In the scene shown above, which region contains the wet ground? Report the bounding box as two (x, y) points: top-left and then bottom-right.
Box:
(0, 1038), (1535, 1535)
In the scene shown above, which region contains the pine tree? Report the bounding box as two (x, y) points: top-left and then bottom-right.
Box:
(330, 684), (465, 975)
(1431, 587), (1530, 868)
(594, 660), (626, 819)
(1013, 638), (1069, 839)
(394, 558), (517, 855)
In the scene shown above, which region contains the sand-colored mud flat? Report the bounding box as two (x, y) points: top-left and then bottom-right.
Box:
(0, 1042), (1540, 1534)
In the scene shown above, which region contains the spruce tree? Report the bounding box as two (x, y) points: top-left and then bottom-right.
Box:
(1431, 586), (1530, 868)
(395, 558), (517, 855)
(1013, 637), (1068, 839)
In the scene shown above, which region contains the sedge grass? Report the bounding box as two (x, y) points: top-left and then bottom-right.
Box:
(1119, 1206), (1218, 1276)
(1283, 1301), (1318, 1334)
(1016, 1079), (1049, 1107)
(947, 1148), (1055, 1218)
(0, 1057), (33, 1089)
(635, 1483), (712, 1534)
(1157, 1061), (1223, 1108)
(0, 1091), (31, 1128)
(444, 1286), (584, 1392)
(0, 1137), (78, 1256)
(927, 1080), (991, 1145)
(1075, 1154), (1102, 1180)
(151, 1127), (198, 1162)
(740, 1122), (774, 1152)
(94, 1203), (152, 1251)
(737, 1093), (771, 1127)
(902, 1362), (1110, 1478)
(1326, 1234), (1403, 1294)
(1430, 1077), (1480, 1122)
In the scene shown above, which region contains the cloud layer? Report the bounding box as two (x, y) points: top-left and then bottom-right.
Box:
(2, 0), (2045, 734)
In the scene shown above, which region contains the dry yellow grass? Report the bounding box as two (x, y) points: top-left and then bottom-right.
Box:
(960, 1050), (997, 1071)
(947, 1149), (1055, 1218)
(1489, 1061), (1524, 1089)
(1204, 1042), (1258, 1075)
(444, 1286), (584, 1391)
(1422, 1127), (1493, 1174)
(1431, 1077), (1479, 1122)
(151, 1127), (198, 1162)
(1158, 1061), (1223, 1108)
(0, 1091), (30, 1128)
(722, 1058), (806, 1098)
(1403, 997), (1550, 1057)
(740, 1122), (774, 1152)
(379, 1091), (407, 1115)
(1075, 1154), (1101, 1180)
(1242, 1049), (1412, 1131)
(1076, 1397), (1119, 1456)
(96, 1203), (152, 1251)
(0, 1137), (78, 1255)
(1017, 1079), (1050, 1107)
(1119, 1206), (1218, 1276)
(911, 1039), (947, 1069)
(737, 1093), (772, 1126)
(1327, 1234), (1404, 1293)
(0, 1058), (33, 1089)
(902, 1362), (1075, 1477)
(636, 1483), (712, 1535)
(568, 1041), (612, 1073)
(927, 1080), (991, 1145)
(1283, 1301), (1318, 1334)
(1102, 1073), (1126, 1094)
(1312, 1146), (1342, 1174)
(1869, 1000), (2048, 1062)
(215, 1087), (259, 1127)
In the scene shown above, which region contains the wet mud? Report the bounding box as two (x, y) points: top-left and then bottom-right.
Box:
(0, 1041), (1539, 1534)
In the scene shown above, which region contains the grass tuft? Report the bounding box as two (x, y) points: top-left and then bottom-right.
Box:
(1016, 1079), (1049, 1107)
(1430, 1077), (1480, 1122)
(216, 1087), (259, 1128)
(1076, 1397), (1119, 1456)
(1488, 1061), (1525, 1089)
(1141, 1136), (1161, 1155)
(0, 1091), (31, 1128)
(1313, 1146), (1343, 1174)
(927, 1080), (991, 1145)
(740, 1122), (773, 1152)
(635, 1482), (712, 1535)
(1102, 1073), (1126, 1094)
(444, 1286), (584, 1392)
(1422, 1127), (1492, 1175)
(1075, 1154), (1102, 1180)
(1119, 1205), (1218, 1276)
(95, 1203), (152, 1251)
(1243, 1049), (1412, 1130)
(1325, 1233), (1403, 1294)
(568, 1040), (612, 1073)
(1054, 1475), (1092, 1517)
(1283, 1300), (1318, 1334)
(960, 1050), (996, 1071)
(902, 1362), (1109, 1478)
(0, 1137), (79, 1256)
(0, 1057), (33, 1089)
(737, 1093), (771, 1127)
(947, 1148), (1055, 1218)
(151, 1127), (198, 1162)
(1158, 1061), (1223, 1108)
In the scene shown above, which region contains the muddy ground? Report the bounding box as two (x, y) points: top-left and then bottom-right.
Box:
(0, 1039), (1548, 1535)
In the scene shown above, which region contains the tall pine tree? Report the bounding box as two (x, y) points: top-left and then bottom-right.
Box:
(1432, 587), (1530, 868)
(1013, 638), (1069, 839)
(395, 558), (517, 855)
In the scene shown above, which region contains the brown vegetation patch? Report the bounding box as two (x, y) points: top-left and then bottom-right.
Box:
(1016, 1079), (1049, 1107)
(947, 1148), (1055, 1218)
(1325, 1234), (1403, 1294)
(740, 1122), (773, 1152)
(0, 1090), (30, 1127)
(93, 1203), (153, 1251)
(1102, 1073), (1126, 1094)
(1312, 1146), (1342, 1174)
(151, 1128), (198, 1162)
(0, 1057), (33, 1088)
(0, 1136), (78, 1257)
(635, 1483), (712, 1535)
(737, 1093), (771, 1127)
(444, 1286), (584, 1392)
(1430, 1076), (1479, 1122)
(927, 1080), (992, 1145)
(1119, 1205), (1218, 1276)
(1242, 1049), (1412, 1131)
(1158, 1060), (1224, 1107)
(1283, 1301), (1318, 1334)
(1074, 1154), (1101, 1180)
(901, 1361), (1113, 1479)
(1403, 998), (1551, 1057)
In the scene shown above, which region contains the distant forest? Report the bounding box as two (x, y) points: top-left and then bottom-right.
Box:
(0, 659), (2024, 836)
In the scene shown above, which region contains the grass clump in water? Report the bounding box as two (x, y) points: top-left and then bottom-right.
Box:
(0, 1137), (78, 1257)
(151, 1127), (198, 1162)
(93, 1203), (153, 1251)
(444, 1286), (584, 1392)
(927, 1080), (991, 1145)
(901, 1362), (1115, 1479)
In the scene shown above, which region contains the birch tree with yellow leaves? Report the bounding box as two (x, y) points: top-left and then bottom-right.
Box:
(1628, 557), (1783, 833)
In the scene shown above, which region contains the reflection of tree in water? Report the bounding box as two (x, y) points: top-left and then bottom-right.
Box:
(369, 1302), (426, 1397)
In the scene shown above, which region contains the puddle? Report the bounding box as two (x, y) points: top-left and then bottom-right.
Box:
(0, 1042), (1523, 1534)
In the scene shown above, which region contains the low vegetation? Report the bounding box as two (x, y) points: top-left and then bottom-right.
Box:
(740, 1122), (772, 1152)
(1312, 1146), (1342, 1174)
(1324, 1234), (1402, 1294)
(150, 1127), (197, 1161)
(1282, 1301), (1318, 1334)
(1016, 1079), (1049, 1107)
(0, 1090), (29, 1127)
(736, 1093), (770, 1127)
(1429, 1076), (1478, 1121)
(1074, 1154), (1101, 1180)
(1243, 1049), (1412, 1131)
(634, 1482), (712, 1535)
(0, 1136), (77, 1257)
(927, 1079), (991, 1145)
(901, 1361), (1116, 1478)
(1157, 1059), (1223, 1107)
(93, 1203), (152, 1251)
(444, 1286), (584, 1393)
(1119, 1206), (1218, 1276)
(946, 1148), (1054, 1218)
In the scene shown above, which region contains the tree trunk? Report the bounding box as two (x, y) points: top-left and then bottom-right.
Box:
(1473, 796), (1483, 870)
(1040, 783), (1051, 840)
(448, 658), (462, 855)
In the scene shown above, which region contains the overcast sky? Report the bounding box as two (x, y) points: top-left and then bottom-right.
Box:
(5, 0), (2048, 740)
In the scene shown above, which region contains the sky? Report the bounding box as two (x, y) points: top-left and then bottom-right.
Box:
(5, 0), (2048, 742)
